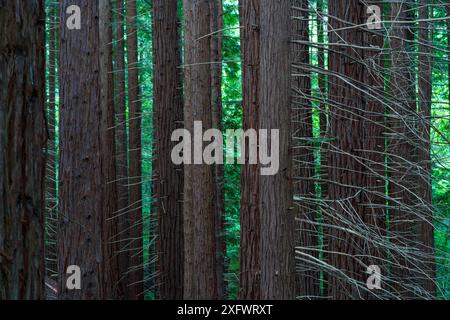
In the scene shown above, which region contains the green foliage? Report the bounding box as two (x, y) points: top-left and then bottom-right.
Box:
(430, 5), (450, 299)
(136, 0), (155, 299)
(222, 0), (242, 300)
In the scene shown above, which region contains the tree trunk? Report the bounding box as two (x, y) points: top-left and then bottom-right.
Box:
(292, 0), (320, 299)
(326, 0), (386, 299)
(238, 0), (261, 300)
(99, 0), (119, 297)
(0, 0), (46, 300)
(113, 0), (130, 298)
(153, 0), (184, 300)
(259, 0), (295, 300)
(388, 0), (421, 299)
(58, 0), (116, 299)
(210, 0), (226, 300)
(417, 0), (436, 297)
(45, 0), (59, 280)
(183, 0), (217, 299)
(126, 0), (144, 299)
(362, 0), (387, 300)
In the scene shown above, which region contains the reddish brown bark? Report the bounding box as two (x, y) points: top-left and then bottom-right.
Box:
(126, 0), (144, 299)
(210, 0), (226, 300)
(259, 0), (295, 300)
(0, 0), (47, 300)
(363, 0), (387, 300)
(388, 0), (421, 299)
(99, 0), (119, 297)
(292, 0), (320, 298)
(238, 0), (261, 300)
(58, 0), (117, 299)
(113, 0), (130, 298)
(183, 0), (217, 299)
(326, 0), (386, 299)
(417, 0), (436, 297)
(153, 0), (184, 300)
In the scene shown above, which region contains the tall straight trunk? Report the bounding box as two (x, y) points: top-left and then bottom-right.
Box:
(362, 0), (387, 300)
(259, 0), (295, 300)
(113, 0), (130, 298)
(326, 0), (385, 299)
(99, 0), (119, 297)
(126, 0), (143, 299)
(46, 0), (59, 280)
(153, 0), (184, 300)
(388, 0), (420, 299)
(417, 0), (436, 297)
(210, 0), (226, 300)
(292, 0), (320, 298)
(238, 0), (261, 300)
(327, 0), (364, 299)
(183, 0), (217, 299)
(58, 0), (116, 299)
(0, 0), (46, 300)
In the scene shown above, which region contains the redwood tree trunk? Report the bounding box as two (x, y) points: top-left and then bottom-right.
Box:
(259, 0), (295, 300)
(388, 0), (421, 299)
(417, 0), (436, 297)
(238, 0), (261, 300)
(362, 0), (387, 300)
(153, 0), (184, 300)
(113, 0), (130, 298)
(0, 0), (47, 300)
(99, 0), (119, 297)
(292, 0), (320, 299)
(210, 0), (226, 300)
(126, 0), (144, 299)
(326, 0), (386, 300)
(58, 0), (116, 299)
(183, 0), (217, 299)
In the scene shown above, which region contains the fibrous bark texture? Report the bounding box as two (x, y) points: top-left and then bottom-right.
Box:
(417, 0), (436, 297)
(210, 0), (226, 300)
(259, 0), (295, 300)
(0, 0), (47, 300)
(113, 0), (130, 298)
(58, 0), (117, 299)
(153, 0), (184, 300)
(292, 0), (320, 299)
(239, 0), (261, 300)
(126, 0), (144, 299)
(183, 0), (217, 300)
(326, 0), (386, 300)
(388, 0), (424, 299)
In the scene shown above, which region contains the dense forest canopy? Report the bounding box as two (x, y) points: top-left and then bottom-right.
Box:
(0, 0), (449, 300)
